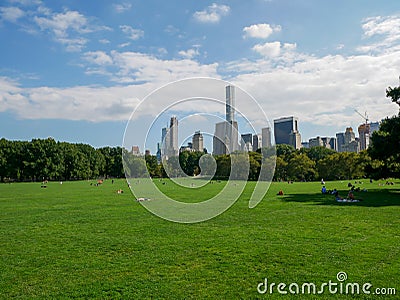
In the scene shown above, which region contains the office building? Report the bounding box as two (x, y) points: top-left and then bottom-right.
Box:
(301, 141), (310, 149)
(326, 137), (337, 151)
(192, 131), (204, 152)
(321, 137), (337, 151)
(358, 123), (370, 151)
(253, 134), (262, 151)
(341, 127), (359, 153)
(261, 127), (272, 148)
(274, 116), (301, 149)
(226, 85), (235, 123)
(370, 122), (380, 134)
(132, 146), (140, 156)
(309, 136), (323, 148)
(213, 85), (239, 155)
(241, 133), (252, 151)
(213, 121), (239, 155)
(170, 116), (178, 154)
(161, 116), (179, 157)
(336, 132), (345, 152)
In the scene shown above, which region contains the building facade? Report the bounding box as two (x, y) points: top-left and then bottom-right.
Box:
(336, 132), (345, 152)
(253, 134), (262, 151)
(225, 85), (235, 123)
(358, 123), (370, 151)
(241, 133), (252, 151)
(161, 116), (179, 157)
(309, 136), (323, 148)
(192, 131), (204, 152)
(213, 121), (239, 155)
(274, 117), (301, 149)
(341, 127), (359, 153)
(213, 85), (239, 155)
(261, 127), (272, 148)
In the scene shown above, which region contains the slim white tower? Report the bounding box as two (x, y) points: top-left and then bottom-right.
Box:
(225, 85), (235, 123)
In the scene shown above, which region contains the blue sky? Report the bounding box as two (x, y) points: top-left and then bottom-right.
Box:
(1, 0), (400, 152)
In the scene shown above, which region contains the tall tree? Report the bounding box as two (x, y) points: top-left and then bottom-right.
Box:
(368, 116), (400, 178)
(386, 85), (400, 110)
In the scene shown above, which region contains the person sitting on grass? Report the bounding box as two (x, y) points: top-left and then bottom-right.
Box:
(277, 190), (284, 196)
(321, 186), (327, 194)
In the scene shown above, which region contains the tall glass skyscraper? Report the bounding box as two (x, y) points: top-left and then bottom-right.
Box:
(225, 85), (235, 123)
(213, 85), (239, 154)
(273, 116), (301, 149)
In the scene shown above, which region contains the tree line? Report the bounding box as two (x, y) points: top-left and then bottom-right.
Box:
(1, 108), (398, 182)
(0, 138), (124, 182)
(1, 114), (398, 182)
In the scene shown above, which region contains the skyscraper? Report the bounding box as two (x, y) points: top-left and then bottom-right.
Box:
(213, 85), (239, 155)
(170, 116), (178, 154)
(241, 133), (253, 151)
(161, 116), (179, 157)
(213, 121), (239, 155)
(358, 123), (370, 151)
(225, 85), (235, 123)
(261, 127), (272, 148)
(274, 117), (301, 149)
(369, 122), (380, 134)
(341, 127), (359, 153)
(336, 132), (345, 152)
(309, 136), (323, 148)
(192, 131), (204, 152)
(253, 134), (262, 151)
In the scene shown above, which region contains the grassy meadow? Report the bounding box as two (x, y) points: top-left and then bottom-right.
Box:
(0, 178), (399, 299)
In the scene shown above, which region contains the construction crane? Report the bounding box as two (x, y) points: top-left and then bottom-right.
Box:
(354, 109), (369, 125)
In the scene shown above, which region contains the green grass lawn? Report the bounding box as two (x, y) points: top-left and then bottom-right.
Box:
(0, 179), (399, 299)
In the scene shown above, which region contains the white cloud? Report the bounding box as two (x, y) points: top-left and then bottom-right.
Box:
(193, 3), (230, 23)
(34, 10), (90, 36)
(109, 51), (219, 83)
(164, 24), (179, 35)
(230, 51), (399, 137)
(113, 2), (132, 13)
(118, 42), (131, 48)
(120, 25), (144, 40)
(157, 47), (168, 56)
(0, 78), (145, 121)
(0, 6), (25, 22)
(58, 37), (88, 52)
(243, 23), (281, 39)
(252, 41), (282, 57)
(8, 0), (42, 6)
(362, 15), (400, 38)
(358, 15), (400, 53)
(83, 51), (113, 65)
(33, 9), (110, 52)
(251, 41), (297, 58)
(99, 38), (110, 44)
(178, 48), (199, 59)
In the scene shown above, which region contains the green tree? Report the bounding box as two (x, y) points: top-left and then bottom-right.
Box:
(287, 153), (317, 181)
(276, 144), (296, 157)
(274, 156), (288, 181)
(368, 115), (400, 178)
(214, 154), (230, 179)
(386, 85), (400, 109)
(301, 146), (335, 162)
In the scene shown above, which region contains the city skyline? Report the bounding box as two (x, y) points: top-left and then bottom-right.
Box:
(136, 111), (378, 155)
(1, 1), (399, 148)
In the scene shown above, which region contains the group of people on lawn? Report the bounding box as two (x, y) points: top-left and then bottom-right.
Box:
(321, 182), (362, 202)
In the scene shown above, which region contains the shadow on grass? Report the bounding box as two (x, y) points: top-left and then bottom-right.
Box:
(281, 188), (400, 207)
